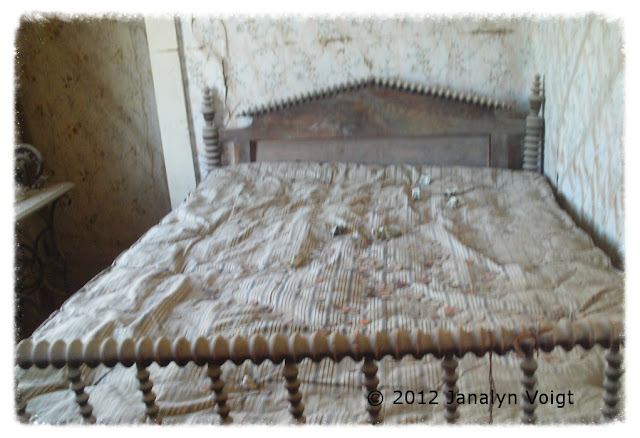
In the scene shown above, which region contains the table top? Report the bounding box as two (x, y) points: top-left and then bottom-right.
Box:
(15, 182), (74, 222)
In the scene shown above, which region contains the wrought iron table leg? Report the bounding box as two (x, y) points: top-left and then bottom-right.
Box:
(34, 195), (71, 296)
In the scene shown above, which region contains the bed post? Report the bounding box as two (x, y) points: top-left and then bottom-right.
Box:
(283, 359), (306, 423)
(207, 362), (233, 424)
(136, 364), (162, 424)
(442, 354), (460, 423)
(15, 379), (29, 422)
(202, 87), (222, 172)
(602, 341), (623, 421)
(67, 366), (96, 424)
(362, 357), (382, 424)
(523, 74), (543, 173)
(519, 337), (538, 424)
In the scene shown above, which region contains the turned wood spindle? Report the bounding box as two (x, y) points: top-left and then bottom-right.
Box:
(283, 359), (306, 423)
(67, 366), (96, 424)
(202, 87), (221, 172)
(362, 357), (383, 424)
(136, 364), (162, 424)
(15, 379), (30, 423)
(523, 74), (543, 173)
(602, 342), (623, 421)
(519, 339), (538, 424)
(207, 362), (232, 424)
(441, 354), (460, 424)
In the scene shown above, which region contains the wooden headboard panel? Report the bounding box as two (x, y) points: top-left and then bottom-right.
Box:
(202, 76), (544, 172)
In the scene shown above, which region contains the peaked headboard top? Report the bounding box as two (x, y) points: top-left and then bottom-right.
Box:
(202, 74), (543, 174)
(238, 76), (510, 118)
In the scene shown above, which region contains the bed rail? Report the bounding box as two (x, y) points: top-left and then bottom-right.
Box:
(15, 317), (623, 425)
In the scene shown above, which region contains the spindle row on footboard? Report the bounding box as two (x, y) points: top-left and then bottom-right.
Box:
(15, 317), (623, 425)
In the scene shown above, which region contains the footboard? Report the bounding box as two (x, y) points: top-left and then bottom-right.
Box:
(15, 317), (623, 425)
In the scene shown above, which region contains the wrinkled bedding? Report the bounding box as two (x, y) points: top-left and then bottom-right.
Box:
(17, 162), (624, 424)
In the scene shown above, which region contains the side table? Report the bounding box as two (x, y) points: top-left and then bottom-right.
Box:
(14, 182), (74, 333)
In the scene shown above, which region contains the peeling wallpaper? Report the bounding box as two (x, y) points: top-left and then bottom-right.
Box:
(15, 17), (172, 288)
(179, 15), (624, 268)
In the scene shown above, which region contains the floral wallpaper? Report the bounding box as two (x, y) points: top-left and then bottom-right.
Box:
(14, 14), (623, 302)
(179, 14), (624, 268)
(15, 16), (172, 288)
(524, 15), (624, 268)
(180, 16), (534, 170)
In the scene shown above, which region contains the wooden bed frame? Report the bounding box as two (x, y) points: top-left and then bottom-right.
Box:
(15, 75), (623, 425)
(203, 75), (543, 173)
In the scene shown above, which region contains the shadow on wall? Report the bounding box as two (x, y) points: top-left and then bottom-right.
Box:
(553, 188), (623, 270)
(14, 16), (171, 292)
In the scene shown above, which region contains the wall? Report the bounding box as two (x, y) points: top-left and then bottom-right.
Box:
(179, 14), (624, 268)
(525, 15), (625, 268)
(15, 16), (172, 291)
(180, 16), (536, 173)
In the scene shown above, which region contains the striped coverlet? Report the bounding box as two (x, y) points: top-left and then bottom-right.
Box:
(16, 162), (624, 424)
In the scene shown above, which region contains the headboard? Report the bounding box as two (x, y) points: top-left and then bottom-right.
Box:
(201, 75), (544, 173)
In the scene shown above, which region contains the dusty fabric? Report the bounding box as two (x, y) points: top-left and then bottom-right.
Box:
(17, 162), (624, 424)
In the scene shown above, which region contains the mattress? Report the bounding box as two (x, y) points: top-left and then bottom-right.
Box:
(17, 162), (624, 424)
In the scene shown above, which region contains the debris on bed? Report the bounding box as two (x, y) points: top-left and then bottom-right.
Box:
(330, 224), (348, 236)
(418, 175), (432, 187)
(371, 225), (402, 241)
(446, 195), (460, 209)
(482, 271), (497, 281)
(444, 187), (458, 197)
(411, 186), (421, 201)
(240, 375), (259, 391)
(541, 354), (562, 364)
(348, 196), (369, 206)
(364, 286), (378, 298)
(202, 287), (218, 299)
(289, 253), (306, 268)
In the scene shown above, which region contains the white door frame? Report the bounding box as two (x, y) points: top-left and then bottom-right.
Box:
(144, 16), (196, 209)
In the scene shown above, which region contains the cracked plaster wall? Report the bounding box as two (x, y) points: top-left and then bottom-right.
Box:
(180, 15), (624, 268)
(15, 16), (172, 289)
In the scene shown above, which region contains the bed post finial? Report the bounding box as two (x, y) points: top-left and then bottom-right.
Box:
(202, 87), (222, 172)
(523, 74), (544, 173)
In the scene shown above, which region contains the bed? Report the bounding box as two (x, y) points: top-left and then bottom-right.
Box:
(14, 75), (624, 425)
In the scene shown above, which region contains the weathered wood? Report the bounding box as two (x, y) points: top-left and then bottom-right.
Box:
(602, 342), (623, 421)
(220, 79), (526, 169)
(239, 77), (508, 117)
(14, 317), (623, 424)
(16, 317), (623, 370)
(202, 87), (221, 172)
(442, 354), (460, 423)
(523, 74), (543, 173)
(255, 136), (491, 167)
(283, 359), (306, 423)
(67, 366), (96, 424)
(207, 362), (232, 424)
(136, 364), (162, 424)
(519, 337), (538, 424)
(15, 379), (29, 423)
(362, 357), (382, 424)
